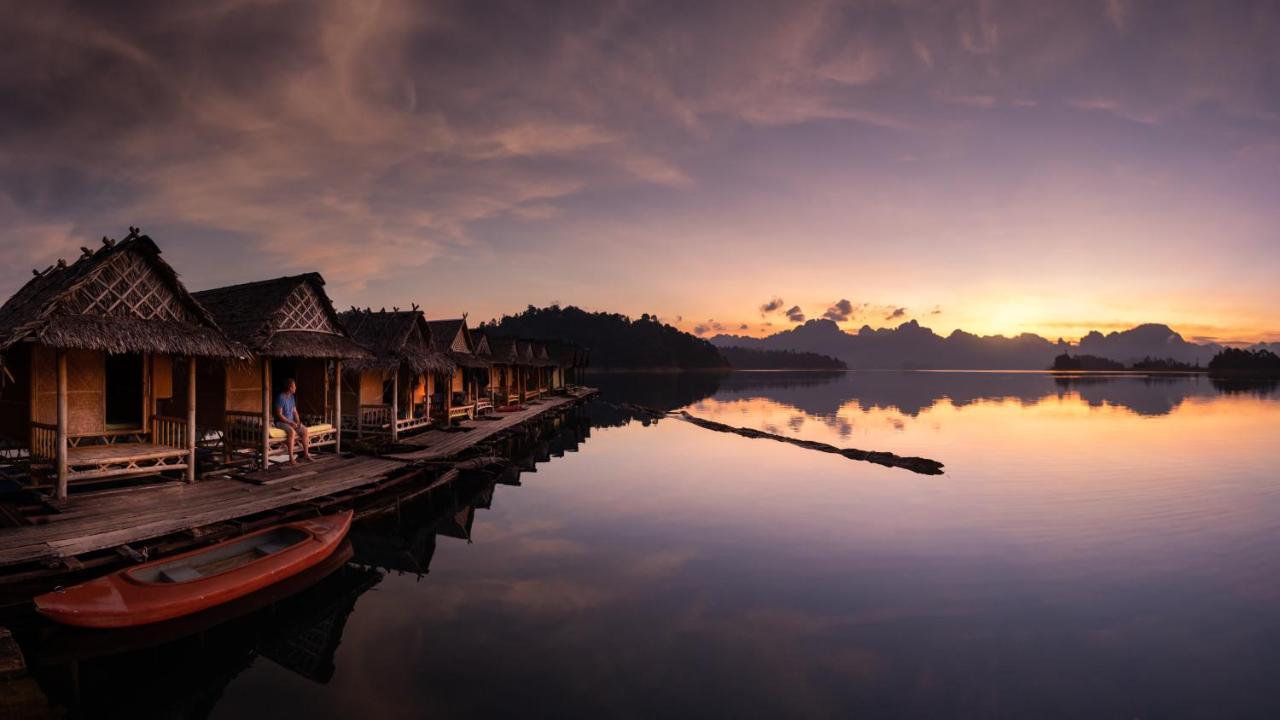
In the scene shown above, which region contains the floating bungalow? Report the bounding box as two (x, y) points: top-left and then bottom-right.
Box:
(485, 337), (525, 406)
(425, 319), (489, 423)
(0, 231), (245, 499)
(191, 274), (371, 469)
(470, 331), (495, 415)
(336, 308), (454, 442)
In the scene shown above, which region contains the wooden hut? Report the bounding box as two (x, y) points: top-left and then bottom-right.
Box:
(337, 308), (454, 442)
(425, 319), (488, 423)
(0, 229), (245, 499)
(532, 343), (555, 394)
(470, 331), (496, 415)
(516, 341), (540, 402)
(485, 337), (524, 406)
(191, 274), (371, 469)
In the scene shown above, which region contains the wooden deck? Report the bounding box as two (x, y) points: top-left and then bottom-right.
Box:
(386, 392), (587, 462)
(0, 388), (596, 577)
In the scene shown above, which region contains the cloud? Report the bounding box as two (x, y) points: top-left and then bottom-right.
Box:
(822, 298), (855, 322)
(930, 306), (943, 315)
(739, 323), (749, 330)
(693, 323), (709, 336)
(785, 305), (805, 323)
(886, 307), (907, 321)
(759, 296), (785, 316)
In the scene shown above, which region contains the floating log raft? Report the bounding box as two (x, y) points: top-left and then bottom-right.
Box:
(617, 403), (945, 475)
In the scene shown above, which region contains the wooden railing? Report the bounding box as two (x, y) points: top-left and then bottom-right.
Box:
(226, 410), (264, 448)
(359, 404), (391, 428)
(30, 422), (56, 462)
(153, 416), (188, 449)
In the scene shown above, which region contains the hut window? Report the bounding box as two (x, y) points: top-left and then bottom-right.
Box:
(105, 352), (144, 429)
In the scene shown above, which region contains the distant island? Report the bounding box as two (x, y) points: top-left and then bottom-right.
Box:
(712, 319), (1279, 371)
(717, 346), (846, 371)
(1051, 353), (1202, 372)
(1207, 348), (1280, 378)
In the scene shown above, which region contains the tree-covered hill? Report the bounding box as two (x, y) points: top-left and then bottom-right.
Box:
(480, 306), (728, 369)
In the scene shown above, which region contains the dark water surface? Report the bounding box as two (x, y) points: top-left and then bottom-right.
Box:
(12, 372), (1280, 718)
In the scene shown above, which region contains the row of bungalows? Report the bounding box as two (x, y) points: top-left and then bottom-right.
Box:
(0, 230), (587, 499)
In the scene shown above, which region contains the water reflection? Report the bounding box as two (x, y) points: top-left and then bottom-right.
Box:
(4, 408), (594, 718)
(593, 369), (1276, 419)
(5, 378), (1280, 718)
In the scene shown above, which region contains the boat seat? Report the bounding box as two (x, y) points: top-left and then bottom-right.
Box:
(159, 566), (203, 583)
(254, 539), (293, 557)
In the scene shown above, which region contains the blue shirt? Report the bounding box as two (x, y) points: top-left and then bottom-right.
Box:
(275, 392), (297, 422)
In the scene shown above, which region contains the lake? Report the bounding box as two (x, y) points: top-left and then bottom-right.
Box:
(10, 372), (1280, 718)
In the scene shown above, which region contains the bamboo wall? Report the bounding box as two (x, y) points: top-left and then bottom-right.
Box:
(226, 360), (262, 413)
(32, 347), (106, 435)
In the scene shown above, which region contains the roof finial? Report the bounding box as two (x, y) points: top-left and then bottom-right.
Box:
(392, 306), (399, 312)
(411, 303), (419, 311)
(80, 247), (93, 258)
(56, 258), (66, 269)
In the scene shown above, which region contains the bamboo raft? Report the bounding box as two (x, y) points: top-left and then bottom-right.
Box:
(0, 389), (597, 592)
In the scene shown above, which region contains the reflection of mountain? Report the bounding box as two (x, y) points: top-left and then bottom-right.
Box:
(705, 370), (1263, 418)
(711, 320), (1235, 369)
(585, 371), (723, 426)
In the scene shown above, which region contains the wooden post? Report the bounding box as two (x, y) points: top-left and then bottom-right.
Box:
(445, 371), (453, 424)
(334, 359), (342, 453)
(55, 350), (68, 501)
(356, 370), (364, 439)
(261, 356), (272, 470)
(186, 356), (197, 483)
(390, 368), (399, 443)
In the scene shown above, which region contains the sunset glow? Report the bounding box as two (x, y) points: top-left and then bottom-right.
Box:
(1, 1), (1276, 342)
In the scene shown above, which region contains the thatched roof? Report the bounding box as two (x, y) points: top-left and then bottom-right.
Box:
(0, 229), (244, 358)
(486, 337), (523, 365)
(471, 330), (493, 357)
(192, 274), (371, 360)
(338, 309), (455, 374)
(427, 318), (489, 368)
(532, 343), (556, 367)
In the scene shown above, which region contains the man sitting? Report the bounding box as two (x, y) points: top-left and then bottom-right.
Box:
(274, 378), (313, 465)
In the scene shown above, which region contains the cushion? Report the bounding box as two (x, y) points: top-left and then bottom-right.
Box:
(267, 422), (335, 440)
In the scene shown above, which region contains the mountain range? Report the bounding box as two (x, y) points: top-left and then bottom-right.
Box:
(710, 320), (1278, 370)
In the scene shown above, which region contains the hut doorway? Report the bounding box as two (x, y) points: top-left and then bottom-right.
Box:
(105, 352), (144, 430)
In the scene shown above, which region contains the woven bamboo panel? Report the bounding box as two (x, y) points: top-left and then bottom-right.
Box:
(60, 250), (196, 322)
(276, 283), (338, 334)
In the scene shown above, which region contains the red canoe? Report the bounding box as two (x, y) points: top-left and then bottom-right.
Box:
(35, 510), (353, 629)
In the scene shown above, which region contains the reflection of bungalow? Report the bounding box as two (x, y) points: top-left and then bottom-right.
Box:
(0, 231), (244, 498)
(426, 319), (489, 423)
(337, 309), (454, 442)
(191, 274), (371, 469)
(486, 337), (524, 406)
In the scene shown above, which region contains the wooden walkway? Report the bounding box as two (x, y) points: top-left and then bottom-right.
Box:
(0, 389), (596, 575)
(386, 394), (586, 462)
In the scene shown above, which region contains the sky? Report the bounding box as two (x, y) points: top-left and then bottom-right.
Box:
(1, 0), (1277, 344)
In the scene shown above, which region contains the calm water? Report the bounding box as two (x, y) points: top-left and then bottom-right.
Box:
(11, 372), (1280, 718)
